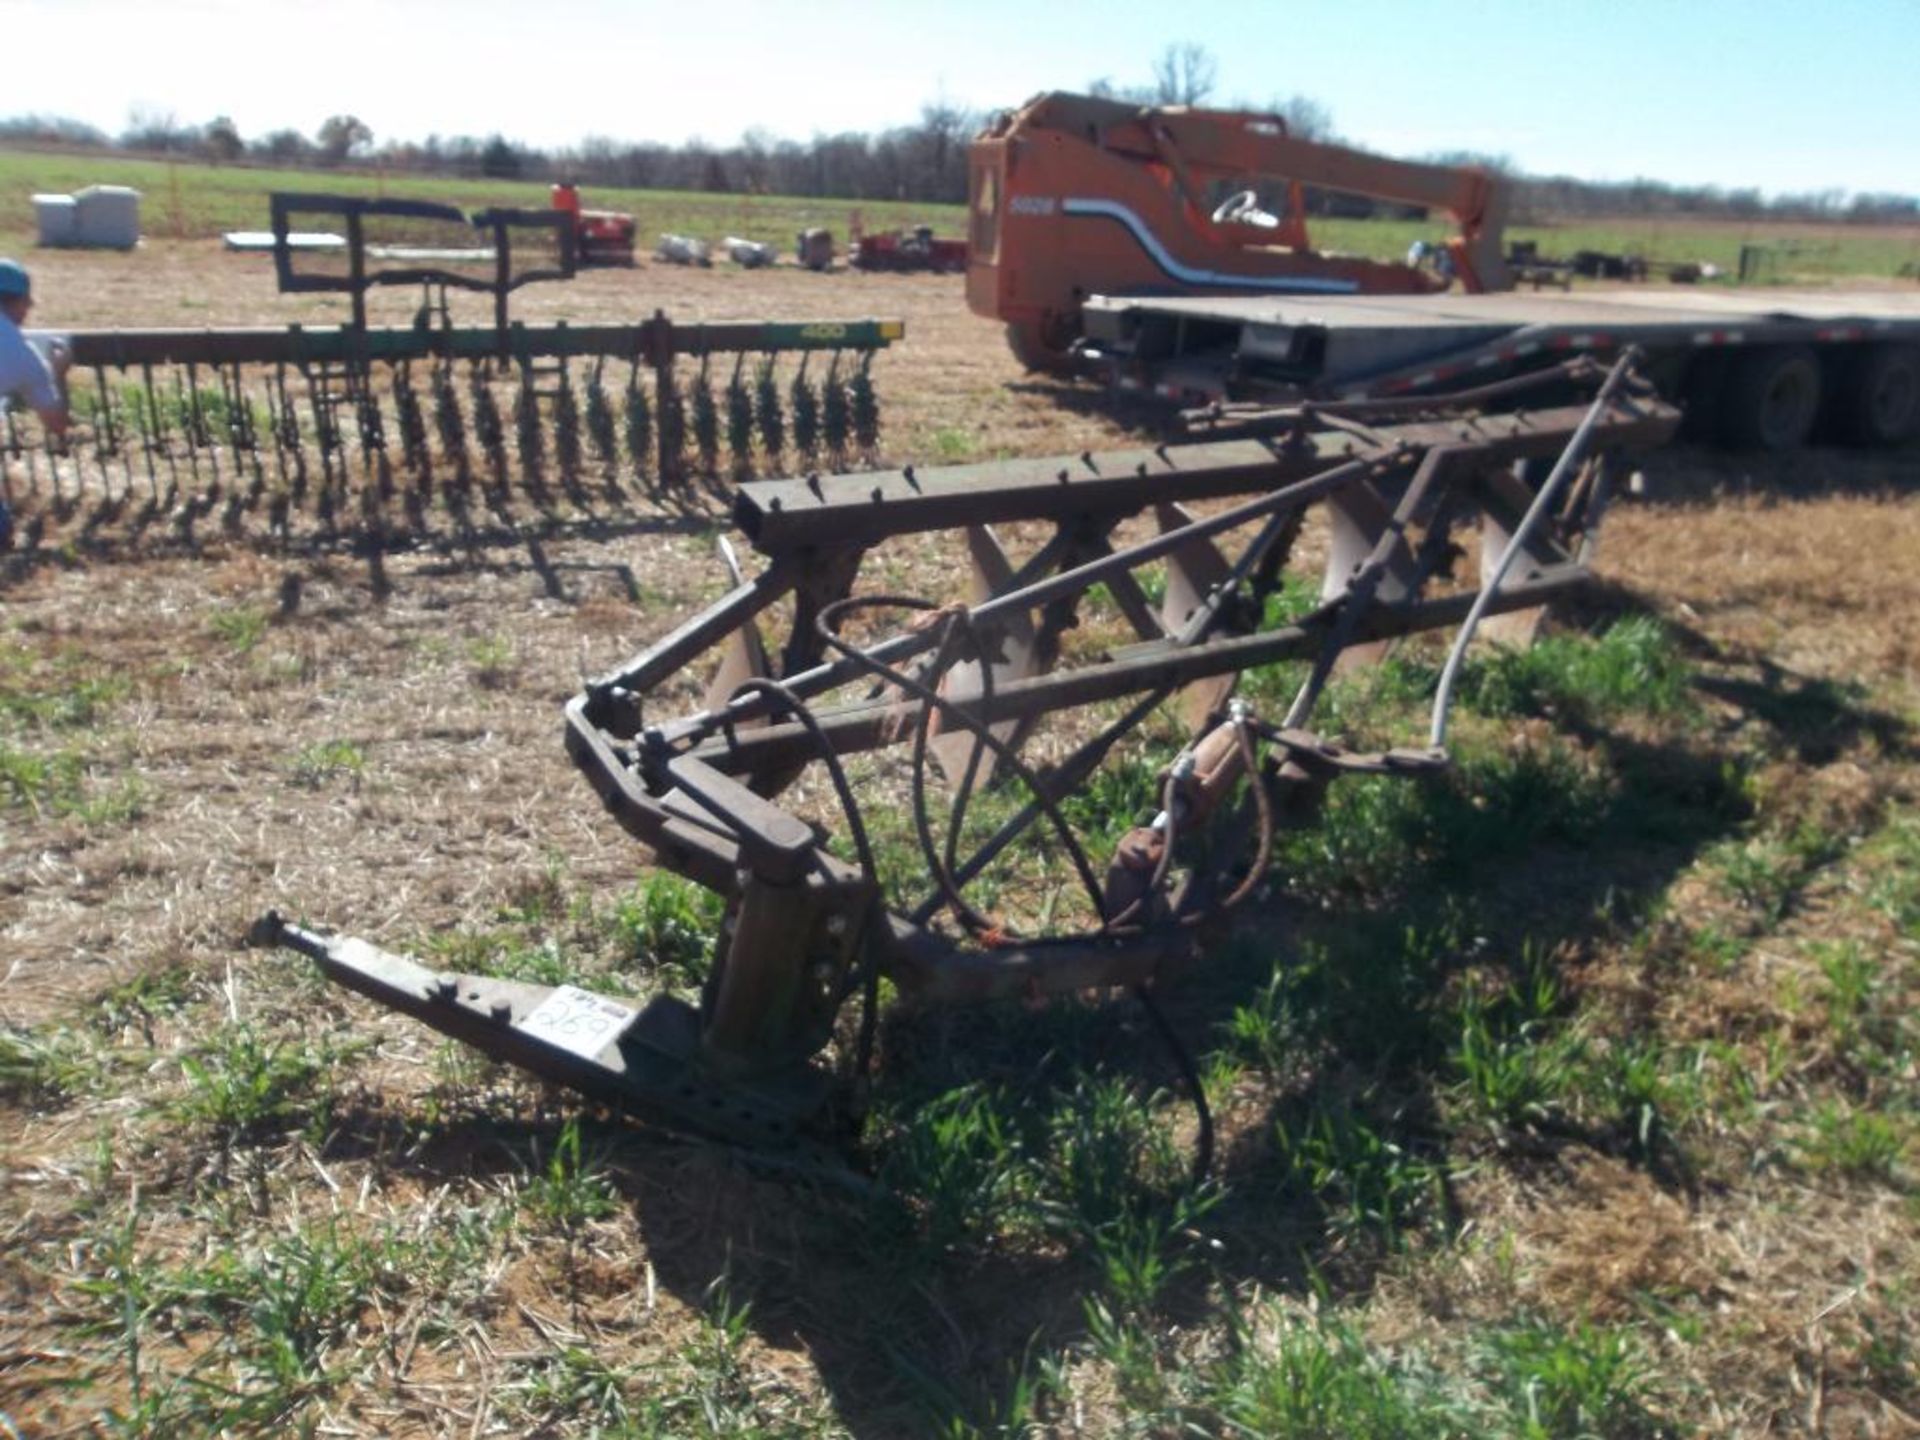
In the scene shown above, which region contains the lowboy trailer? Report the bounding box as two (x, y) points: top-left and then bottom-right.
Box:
(1078, 287), (1920, 450)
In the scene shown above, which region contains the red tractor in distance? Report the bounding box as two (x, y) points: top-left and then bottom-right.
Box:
(550, 183), (637, 267)
(849, 218), (969, 274)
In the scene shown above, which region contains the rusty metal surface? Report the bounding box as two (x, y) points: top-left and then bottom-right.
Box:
(267, 358), (1682, 1149)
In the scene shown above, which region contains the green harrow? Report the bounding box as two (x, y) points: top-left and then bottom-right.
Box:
(1, 193), (902, 556)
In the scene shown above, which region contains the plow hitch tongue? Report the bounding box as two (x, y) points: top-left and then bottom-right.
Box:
(263, 355), (1677, 1154)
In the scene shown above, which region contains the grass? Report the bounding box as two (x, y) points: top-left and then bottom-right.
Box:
(3, 146), (1914, 280)
(5, 353), (1920, 1437)
(0, 147), (966, 252)
(284, 738), (365, 788)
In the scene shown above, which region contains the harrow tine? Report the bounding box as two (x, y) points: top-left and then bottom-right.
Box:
(584, 355), (619, 476)
(755, 357), (785, 474)
(726, 354), (754, 481)
(822, 351), (850, 469)
(690, 353), (720, 479)
(622, 354), (652, 486)
(139, 366), (174, 506)
(553, 359), (583, 486)
(790, 354), (819, 469)
(470, 360), (506, 491)
(849, 352), (880, 458)
(85, 365), (117, 504)
(393, 362), (429, 487)
(657, 357), (686, 487)
(513, 362), (545, 492)
(431, 360), (467, 490)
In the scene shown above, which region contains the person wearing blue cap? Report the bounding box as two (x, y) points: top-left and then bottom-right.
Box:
(0, 258), (68, 547)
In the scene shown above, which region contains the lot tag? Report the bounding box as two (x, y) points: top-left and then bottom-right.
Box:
(515, 985), (638, 1061)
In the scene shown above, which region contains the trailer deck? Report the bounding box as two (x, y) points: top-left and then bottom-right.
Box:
(1080, 285), (1920, 412)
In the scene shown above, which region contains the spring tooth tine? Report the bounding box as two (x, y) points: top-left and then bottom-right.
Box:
(688, 353), (719, 480)
(623, 354), (652, 488)
(276, 363), (306, 507)
(512, 362), (543, 496)
(471, 358), (505, 494)
(851, 351), (880, 458)
(584, 354), (618, 485)
(725, 352), (754, 481)
(261, 366), (292, 516)
(822, 350), (849, 469)
(133, 370), (151, 505)
(790, 353), (819, 470)
(755, 355), (785, 477)
(657, 358), (685, 488)
(87, 365), (115, 506)
(553, 358), (582, 490)
(174, 369), (201, 494)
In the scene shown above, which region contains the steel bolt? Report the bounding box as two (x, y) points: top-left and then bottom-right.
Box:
(434, 973), (458, 1001)
(490, 1000), (513, 1023)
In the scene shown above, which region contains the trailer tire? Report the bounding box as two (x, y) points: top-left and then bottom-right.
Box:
(1719, 345), (1822, 452)
(1832, 344), (1919, 447)
(1004, 319), (1076, 374)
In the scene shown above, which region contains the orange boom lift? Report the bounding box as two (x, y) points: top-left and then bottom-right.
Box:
(967, 91), (1512, 369)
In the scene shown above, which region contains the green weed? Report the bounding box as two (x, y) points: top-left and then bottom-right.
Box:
(0, 1024), (111, 1104)
(1459, 616), (1691, 725)
(1865, 812), (1920, 939)
(503, 1346), (637, 1430)
(465, 633), (515, 689)
(1482, 1317), (1660, 1437)
(1197, 1306), (1463, 1438)
(174, 1023), (338, 1143)
(1797, 1102), (1908, 1180)
(286, 738), (365, 788)
(0, 643), (130, 730)
(930, 426), (977, 462)
(878, 1085), (1025, 1251)
(0, 740), (145, 823)
(1274, 1093), (1444, 1250)
(1450, 958), (1582, 1131)
(604, 871), (724, 988)
(207, 604), (270, 654)
(521, 1116), (618, 1234)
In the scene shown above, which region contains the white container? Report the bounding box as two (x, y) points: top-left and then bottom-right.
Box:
(74, 185), (141, 249)
(33, 193), (78, 247)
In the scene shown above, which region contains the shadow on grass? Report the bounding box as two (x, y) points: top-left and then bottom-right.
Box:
(311, 636), (1910, 1436)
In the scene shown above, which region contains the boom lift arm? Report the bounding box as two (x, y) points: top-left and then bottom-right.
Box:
(967, 92), (1512, 369)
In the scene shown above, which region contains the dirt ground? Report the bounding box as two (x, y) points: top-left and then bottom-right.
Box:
(3, 243), (1918, 1436)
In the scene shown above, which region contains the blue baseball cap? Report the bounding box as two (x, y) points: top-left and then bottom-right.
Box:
(0, 259), (29, 298)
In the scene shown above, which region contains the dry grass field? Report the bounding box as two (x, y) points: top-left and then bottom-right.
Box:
(2, 241), (1917, 1437)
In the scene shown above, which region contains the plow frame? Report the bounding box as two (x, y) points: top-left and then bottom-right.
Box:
(262, 355), (1680, 1155)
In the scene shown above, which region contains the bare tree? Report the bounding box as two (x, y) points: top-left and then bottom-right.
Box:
(121, 104), (196, 154)
(202, 115), (243, 165)
(1271, 95), (1335, 142)
(316, 114), (373, 166)
(1152, 43), (1217, 105)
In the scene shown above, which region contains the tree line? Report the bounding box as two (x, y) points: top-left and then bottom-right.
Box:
(3, 44), (1913, 227)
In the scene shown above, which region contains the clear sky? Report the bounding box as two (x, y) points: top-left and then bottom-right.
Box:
(5, 0), (1915, 196)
